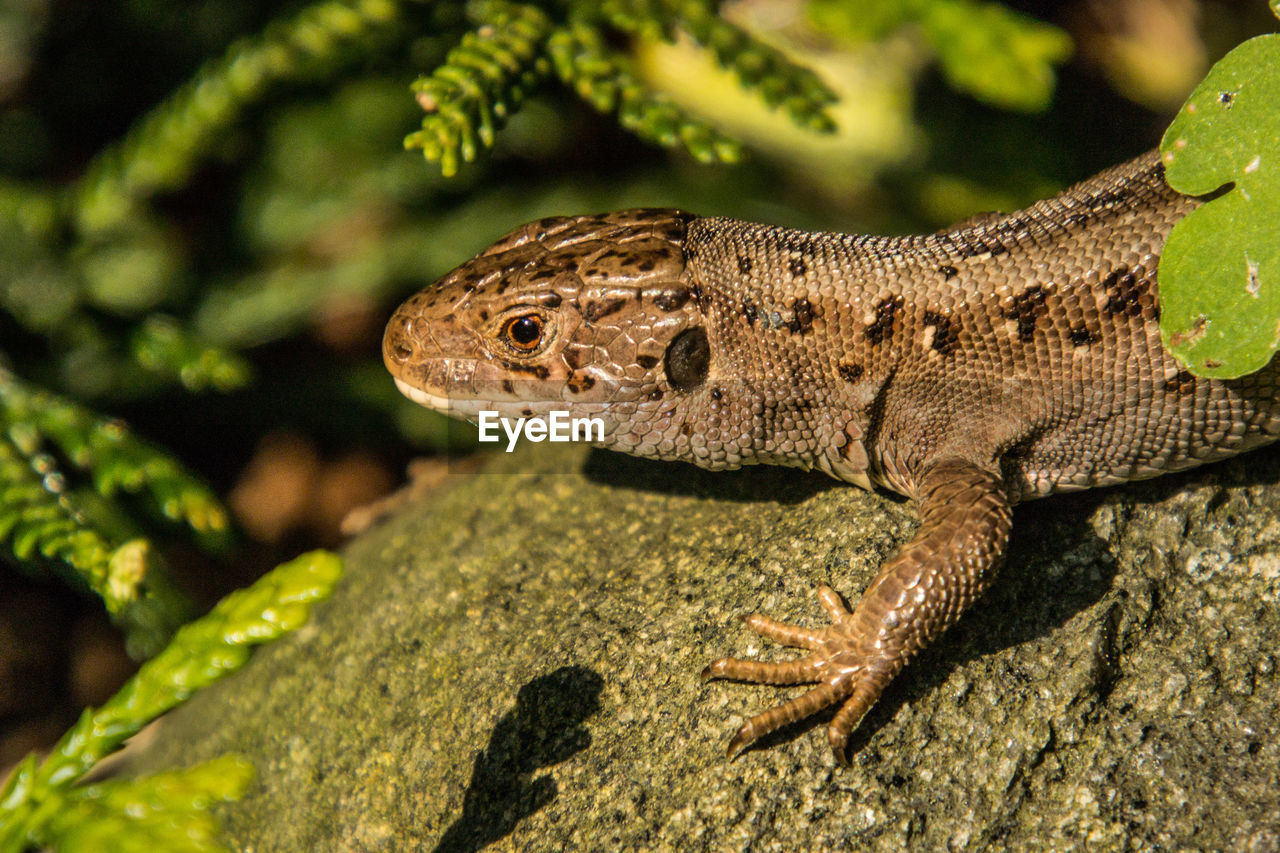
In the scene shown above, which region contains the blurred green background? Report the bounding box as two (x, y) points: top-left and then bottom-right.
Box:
(0, 0), (1276, 773)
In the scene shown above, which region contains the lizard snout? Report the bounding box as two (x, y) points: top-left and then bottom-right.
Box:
(382, 304), (420, 375)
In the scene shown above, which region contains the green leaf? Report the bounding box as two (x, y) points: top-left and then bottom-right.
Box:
(920, 0), (1072, 112)
(806, 0), (914, 41)
(0, 552), (342, 851)
(1159, 32), (1280, 378)
(34, 756), (254, 853)
(0, 370), (230, 538)
(0, 431), (126, 612)
(670, 2), (838, 132)
(71, 0), (401, 234)
(546, 22), (743, 164)
(806, 0), (1071, 112)
(130, 316), (252, 393)
(406, 1), (553, 176)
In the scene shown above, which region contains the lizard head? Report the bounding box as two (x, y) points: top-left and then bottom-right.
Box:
(384, 209), (715, 452)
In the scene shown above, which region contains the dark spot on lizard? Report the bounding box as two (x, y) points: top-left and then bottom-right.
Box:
(738, 256), (752, 274)
(710, 387), (723, 401)
(581, 297), (628, 323)
(665, 327), (710, 392)
(646, 388), (663, 401)
(742, 303), (759, 325)
(637, 258), (657, 272)
(865, 296), (903, 346)
(653, 288), (692, 312)
(1082, 184), (1135, 216)
(656, 221), (686, 242)
(501, 379), (515, 394)
(1069, 326), (1100, 347)
(566, 373), (596, 393)
(837, 363), (864, 383)
(788, 299), (814, 334)
(680, 422), (693, 437)
(499, 361), (550, 380)
(1163, 370), (1197, 394)
(938, 265), (959, 280)
(1103, 267), (1148, 318)
(1005, 285), (1049, 343)
(946, 232), (1007, 260)
(922, 311), (959, 357)
(478, 309), (489, 321)
(636, 355), (659, 369)
(529, 269), (556, 283)
(788, 257), (808, 277)
(542, 292), (562, 308)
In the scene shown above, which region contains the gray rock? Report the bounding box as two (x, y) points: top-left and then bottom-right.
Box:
(131, 441), (1280, 851)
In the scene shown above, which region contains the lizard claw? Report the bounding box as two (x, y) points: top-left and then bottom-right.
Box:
(703, 586), (881, 763)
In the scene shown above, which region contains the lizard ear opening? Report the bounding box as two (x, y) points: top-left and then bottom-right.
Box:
(665, 327), (710, 391)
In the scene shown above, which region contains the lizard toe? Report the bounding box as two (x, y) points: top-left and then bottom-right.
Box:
(726, 682), (847, 759)
(701, 653), (822, 685)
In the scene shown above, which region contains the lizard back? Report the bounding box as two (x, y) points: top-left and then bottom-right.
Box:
(680, 151), (1280, 502)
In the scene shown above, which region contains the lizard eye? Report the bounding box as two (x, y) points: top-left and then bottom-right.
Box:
(500, 313), (544, 350)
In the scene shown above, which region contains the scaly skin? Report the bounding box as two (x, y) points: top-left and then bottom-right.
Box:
(383, 151), (1280, 763)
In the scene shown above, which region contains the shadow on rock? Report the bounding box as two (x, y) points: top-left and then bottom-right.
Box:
(433, 666), (604, 853)
(583, 447), (842, 505)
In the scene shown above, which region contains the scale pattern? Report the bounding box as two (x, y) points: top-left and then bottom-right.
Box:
(383, 150), (1280, 762)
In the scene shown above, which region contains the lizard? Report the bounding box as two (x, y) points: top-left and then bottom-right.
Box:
(382, 150), (1280, 764)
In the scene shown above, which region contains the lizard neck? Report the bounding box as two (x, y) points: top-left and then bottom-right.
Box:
(680, 218), (902, 490)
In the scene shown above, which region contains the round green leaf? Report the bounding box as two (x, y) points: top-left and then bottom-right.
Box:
(1159, 32), (1280, 378)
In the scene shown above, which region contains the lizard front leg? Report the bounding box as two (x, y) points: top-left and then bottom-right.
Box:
(703, 458), (1013, 763)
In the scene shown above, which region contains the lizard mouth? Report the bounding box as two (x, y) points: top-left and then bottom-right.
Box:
(392, 376), (557, 422)
(392, 377), (496, 420)
(393, 378), (453, 413)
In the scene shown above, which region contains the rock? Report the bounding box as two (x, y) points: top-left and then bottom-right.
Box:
(130, 442), (1280, 850)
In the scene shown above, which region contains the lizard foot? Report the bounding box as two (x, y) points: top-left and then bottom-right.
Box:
(701, 585), (889, 765)
(702, 460), (1012, 763)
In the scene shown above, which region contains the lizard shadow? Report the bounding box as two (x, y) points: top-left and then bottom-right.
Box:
(1123, 445), (1280, 500)
(432, 666), (603, 853)
(582, 447), (842, 505)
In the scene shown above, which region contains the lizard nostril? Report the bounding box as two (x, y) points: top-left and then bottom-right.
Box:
(384, 311), (417, 364)
(390, 341), (413, 362)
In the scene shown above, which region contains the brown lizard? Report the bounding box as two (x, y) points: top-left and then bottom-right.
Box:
(382, 150), (1280, 763)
